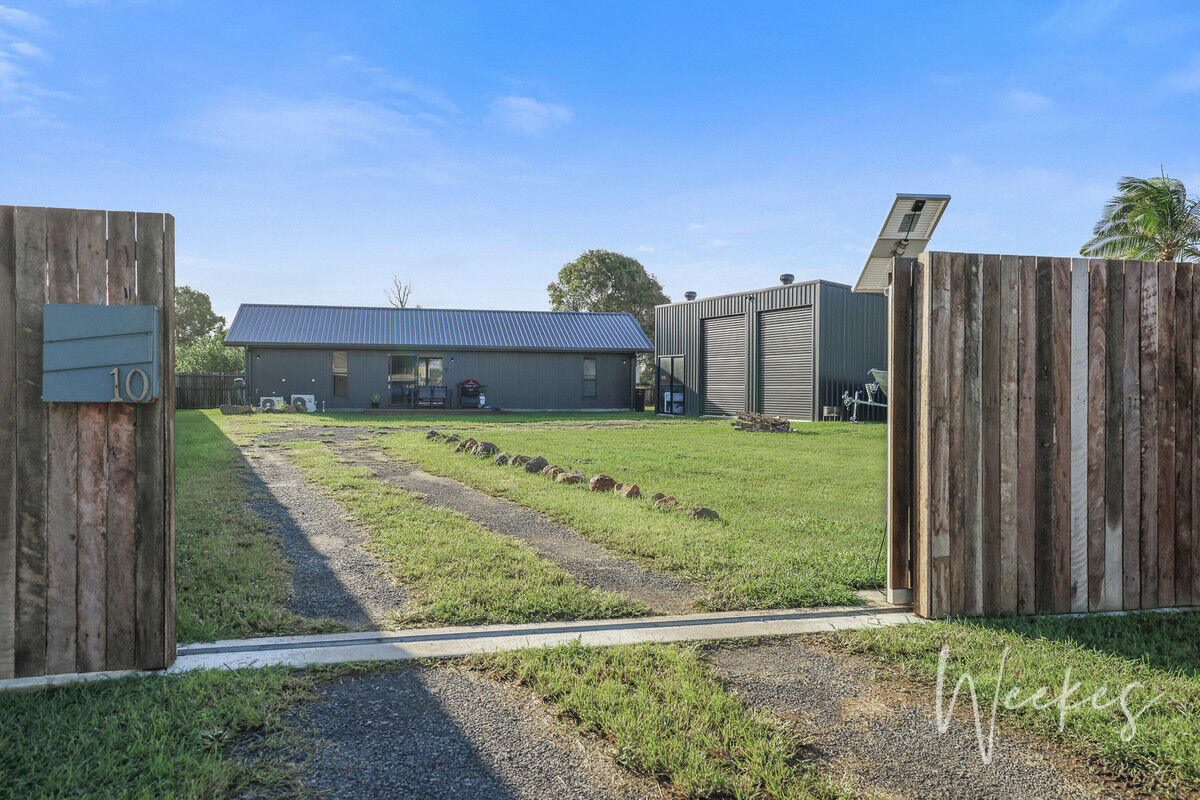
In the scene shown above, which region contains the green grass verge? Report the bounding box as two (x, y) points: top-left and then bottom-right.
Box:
(830, 613), (1200, 796)
(478, 642), (852, 800)
(0, 667), (323, 800)
(284, 440), (646, 624)
(210, 411), (888, 610)
(176, 411), (343, 642)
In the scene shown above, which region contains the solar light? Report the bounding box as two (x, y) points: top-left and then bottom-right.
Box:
(853, 193), (950, 293)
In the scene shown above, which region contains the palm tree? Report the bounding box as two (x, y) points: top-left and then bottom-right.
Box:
(1081, 171), (1200, 261)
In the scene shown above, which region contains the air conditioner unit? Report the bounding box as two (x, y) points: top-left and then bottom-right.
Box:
(290, 394), (317, 412)
(259, 396), (285, 410)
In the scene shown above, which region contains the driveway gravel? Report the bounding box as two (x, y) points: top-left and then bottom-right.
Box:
(333, 440), (707, 614)
(243, 447), (406, 628)
(708, 638), (1113, 800)
(275, 664), (666, 800)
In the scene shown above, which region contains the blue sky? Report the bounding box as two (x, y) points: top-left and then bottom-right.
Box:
(2, 1), (1199, 321)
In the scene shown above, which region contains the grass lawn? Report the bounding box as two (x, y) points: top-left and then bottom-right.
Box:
(831, 612), (1200, 797)
(478, 641), (854, 800)
(285, 440), (644, 624)
(0, 664), (362, 800)
(212, 410), (888, 609)
(176, 411), (343, 643)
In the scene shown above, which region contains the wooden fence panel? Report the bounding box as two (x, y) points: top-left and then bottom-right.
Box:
(886, 259), (914, 601)
(1, 206), (175, 677)
(1103, 260), (1125, 611)
(980, 255), (1001, 614)
(1016, 256), (1037, 615)
(1123, 262), (1143, 609)
(1070, 259), (1089, 612)
(889, 252), (1200, 618)
(1140, 266), (1159, 608)
(1157, 263), (1176, 607)
(1176, 262), (1193, 607)
(174, 372), (245, 409)
(15, 207), (49, 677)
(0, 206), (14, 679)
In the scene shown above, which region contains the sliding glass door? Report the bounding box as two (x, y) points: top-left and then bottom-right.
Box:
(388, 354), (445, 406)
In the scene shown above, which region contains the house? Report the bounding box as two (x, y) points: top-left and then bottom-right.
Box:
(653, 275), (887, 420)
(224, 304), (652, 411)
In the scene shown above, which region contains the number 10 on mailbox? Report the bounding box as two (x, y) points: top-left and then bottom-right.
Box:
(42, 303), (161, 404)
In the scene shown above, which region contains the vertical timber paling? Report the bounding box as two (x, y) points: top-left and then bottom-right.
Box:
(2, 206), (174, 677)
(0, 206), (15, 679)
(887, 259), (914, 601)
(896, 253), (1200, 618)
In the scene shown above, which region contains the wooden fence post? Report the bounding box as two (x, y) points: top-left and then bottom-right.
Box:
(1, 206), (175, 677)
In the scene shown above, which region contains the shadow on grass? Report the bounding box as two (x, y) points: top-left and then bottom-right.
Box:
(955, 611), (1200, 678)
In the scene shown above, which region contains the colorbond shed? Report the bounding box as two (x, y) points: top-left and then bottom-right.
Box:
(653, 277), (887, 420)
(225, 304), (652, 411)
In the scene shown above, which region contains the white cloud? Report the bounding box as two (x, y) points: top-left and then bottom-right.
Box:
(487, 95), (572, 134)
(0, 4), (45, 30)
(1004, 88), (1052, 111)
(177, 95), (423, 156)
(1164, 54), (1200, 94)
(332, 54), (461, 116)
(9, 40), (42, 57)
(635, 245), (657, 253)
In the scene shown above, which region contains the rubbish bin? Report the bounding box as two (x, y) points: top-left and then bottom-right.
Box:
(633, 386), (646, 412)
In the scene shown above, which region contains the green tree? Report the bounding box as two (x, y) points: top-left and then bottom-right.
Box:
(1081, 171), (1200, 261)
(176, 331), (244, 373)
(175, 286), (226, 346)
(547, 250), (669, 337)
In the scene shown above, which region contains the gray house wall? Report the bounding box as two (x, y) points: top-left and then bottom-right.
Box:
(245, 347), (636, 411)
(653, 280), (886, 420)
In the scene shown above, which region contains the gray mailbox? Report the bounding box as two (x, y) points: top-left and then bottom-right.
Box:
(42, 303), (161, 403)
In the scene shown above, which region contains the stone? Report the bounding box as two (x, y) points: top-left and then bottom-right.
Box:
(589, 475), (616, 492)
(654, 496), (678, 510)
(512, 455), (531, 466)
(494, 452), (510, 465)
(426, 429), (441, 439)
(615, 483), (641, 499)
(219, 404), (254, 415)
(650, 492), (666, 502)
(525, 456), (550, 473)
(445, 434), (460, 444)
(555, 471), (583, 484)
(688, 507), (720, 521)
(476, 441), (497, 455)
(542, 464), (563, 478)
(455, 437), (477, 453)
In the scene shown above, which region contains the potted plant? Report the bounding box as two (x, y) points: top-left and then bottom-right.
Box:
(370, 393), (381, 409)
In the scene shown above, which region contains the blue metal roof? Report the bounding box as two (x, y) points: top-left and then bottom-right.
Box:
(225, 304), (653, 352)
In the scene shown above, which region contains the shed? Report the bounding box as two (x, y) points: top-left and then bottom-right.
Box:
(653, 277), (887, 420)
(224, 304), (652, 411)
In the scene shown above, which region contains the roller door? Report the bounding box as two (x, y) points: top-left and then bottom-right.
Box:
(757, 306), (814, 420)
(701, 315), (746, 416)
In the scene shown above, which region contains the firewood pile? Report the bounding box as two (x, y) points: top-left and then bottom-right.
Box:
(731, 412), (790, 433)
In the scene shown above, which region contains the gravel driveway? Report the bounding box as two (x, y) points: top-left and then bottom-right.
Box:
(708, 638), (1113, 800)
(244, 446), (406, 628)
(331, 440), (706, 614)
(274, 664), (666, 800)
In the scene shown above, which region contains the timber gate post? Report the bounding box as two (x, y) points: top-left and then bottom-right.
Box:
(1, 206), (175, 677)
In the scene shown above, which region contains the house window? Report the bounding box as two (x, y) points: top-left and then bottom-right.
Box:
(583, 357), (597, 398)
(332, 351), (348, 397)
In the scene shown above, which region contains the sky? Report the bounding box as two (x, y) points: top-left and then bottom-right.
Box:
(2, 1), (1199, 322)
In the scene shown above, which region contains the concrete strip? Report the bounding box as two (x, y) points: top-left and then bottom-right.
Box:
(171, 606), (921, 672)
(1, 605), (922, 690)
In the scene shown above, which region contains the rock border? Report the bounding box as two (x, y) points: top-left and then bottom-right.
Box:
(422, 429), (720, 522)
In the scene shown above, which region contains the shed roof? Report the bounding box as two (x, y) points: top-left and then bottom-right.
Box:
(224, 304), (653, 352)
